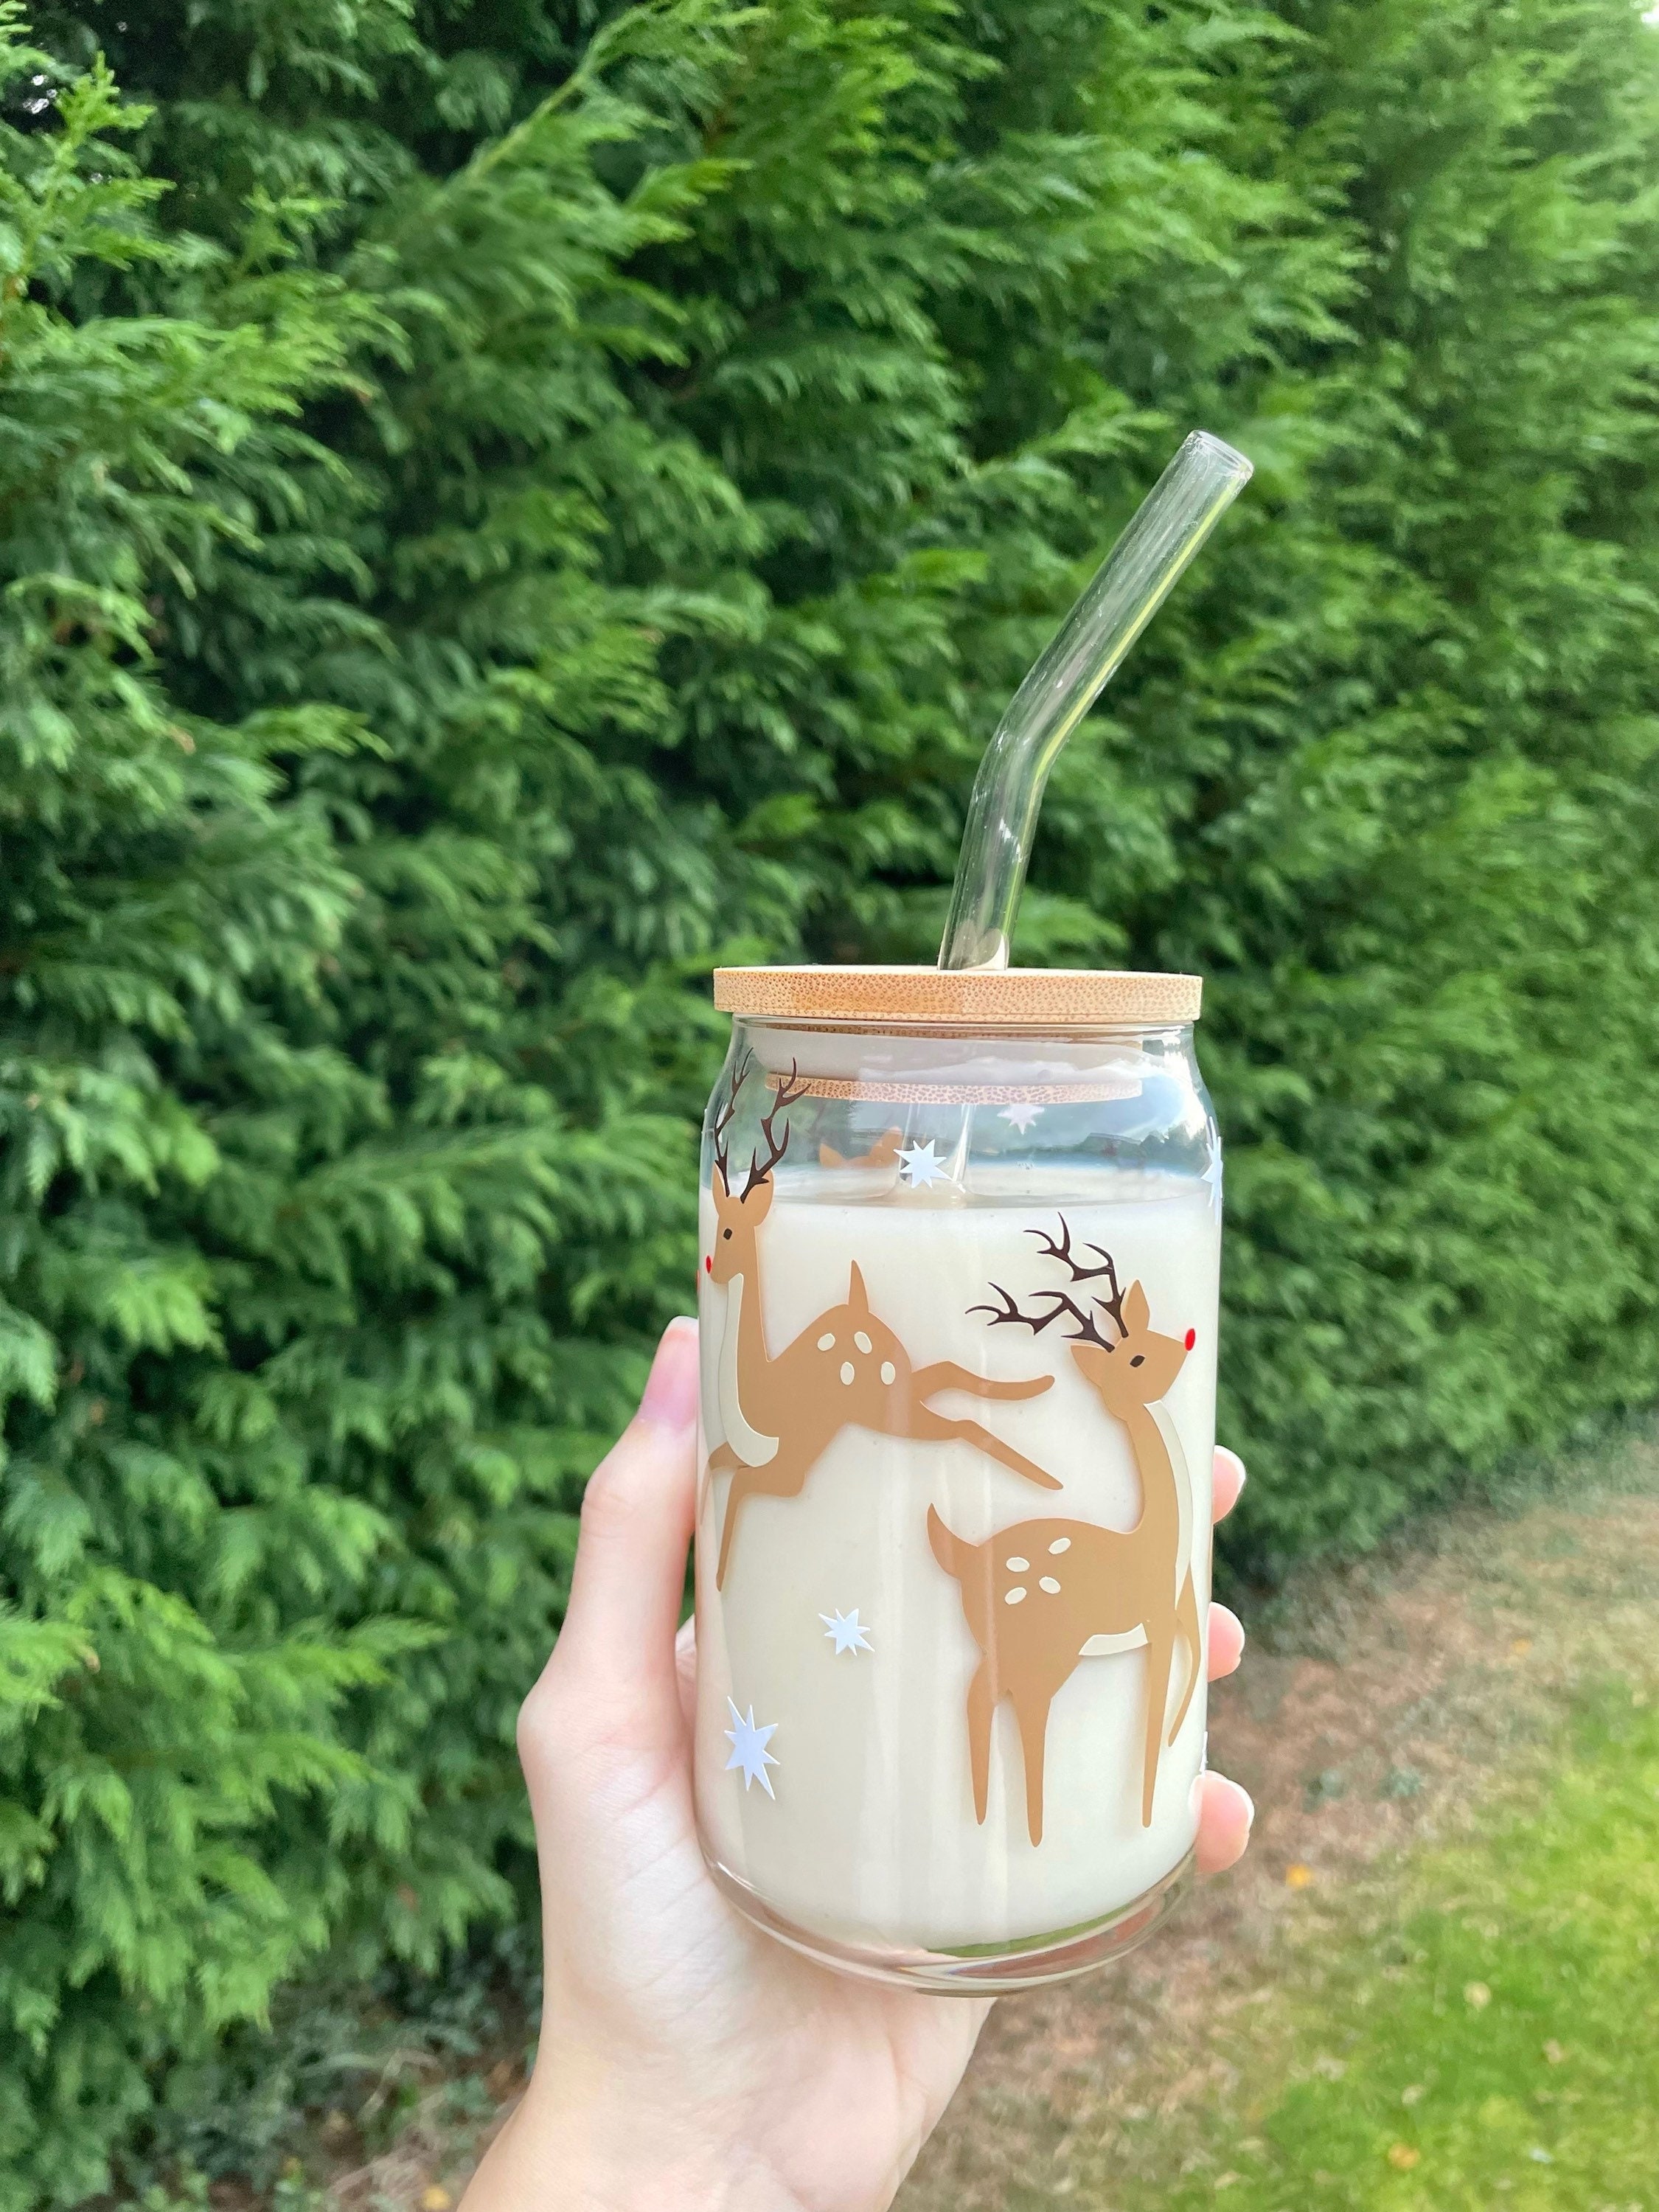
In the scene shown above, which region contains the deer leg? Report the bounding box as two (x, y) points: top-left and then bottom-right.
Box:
(706, 1441), (739, 1475)
(904, 1403), (1062, 1490)
(1139, 1624), (1177, 1827)
(1009, 1678), (1057, 1847)
(911, 1360), (1052, 1404)
(1167, 1567), (1203, 1747)
(714, 1444), (814, 1589)
(715, 1464), (759, 1590)
(965, 1662), (995, 1826)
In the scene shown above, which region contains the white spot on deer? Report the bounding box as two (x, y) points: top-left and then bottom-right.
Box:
(1047, 1537), (1071, 1555)
(817, 1333), (835, 1352)
(854, 1331), (872, 1354)
(880, 1360), (896, 1385)
(839, 1361), (855, 1386)
(1004, 1585), (1028, 1605)
(1039, 1576), (1062, 1595)
(1005, 1555), (1029, 1571)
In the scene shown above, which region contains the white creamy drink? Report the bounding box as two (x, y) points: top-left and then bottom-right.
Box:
(695, 1166), (1220, 1958)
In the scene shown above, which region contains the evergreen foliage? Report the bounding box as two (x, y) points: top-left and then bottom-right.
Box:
(1, 0), (1656, 2191)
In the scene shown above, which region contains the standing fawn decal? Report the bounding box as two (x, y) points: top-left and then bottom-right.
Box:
(706, 1058), (1060, 1588)
(928, 1222), (1203, 1842)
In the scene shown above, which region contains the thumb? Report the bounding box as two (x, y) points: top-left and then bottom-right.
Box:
(529, 1318), (699, 1751)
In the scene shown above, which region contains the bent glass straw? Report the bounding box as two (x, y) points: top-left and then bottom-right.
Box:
(939, 431), (1253, 973)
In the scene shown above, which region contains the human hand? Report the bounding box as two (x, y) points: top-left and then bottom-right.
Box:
(464, 1318), (1254, 2212)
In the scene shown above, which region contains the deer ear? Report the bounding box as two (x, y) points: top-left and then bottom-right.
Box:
(1069, 1340), (1108, 1386)
(1124, 1281), (1150, 1334)
(742, 1174), (776, 1222)
(847, 1261), (869, 1312)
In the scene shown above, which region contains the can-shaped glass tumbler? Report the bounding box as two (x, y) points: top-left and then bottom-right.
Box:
(693, 966), (1220, 1991)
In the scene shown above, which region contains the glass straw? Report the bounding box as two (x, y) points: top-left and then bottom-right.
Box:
(939, 431), (1253, 973)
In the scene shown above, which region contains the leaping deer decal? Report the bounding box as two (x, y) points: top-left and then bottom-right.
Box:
(704, 1057), (1060, 1588)
(928, 1221), (1203, 1841)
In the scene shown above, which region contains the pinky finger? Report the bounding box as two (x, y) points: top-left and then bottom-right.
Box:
(1194, 1772), (1255, 1875)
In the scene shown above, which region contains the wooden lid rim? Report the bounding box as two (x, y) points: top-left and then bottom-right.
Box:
(713, 965), (1202, 1026)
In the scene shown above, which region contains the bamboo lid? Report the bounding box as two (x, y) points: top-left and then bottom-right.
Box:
(713, 965), (1202, 1027)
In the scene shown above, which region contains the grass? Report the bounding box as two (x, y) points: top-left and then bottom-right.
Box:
(1097, 1681), (1659, 2211)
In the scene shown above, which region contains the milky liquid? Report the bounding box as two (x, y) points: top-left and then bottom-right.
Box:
(694, 1168), (1220, 1954)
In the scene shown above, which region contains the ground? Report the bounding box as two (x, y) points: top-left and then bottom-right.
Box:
(166, 1436), (1659, 2212)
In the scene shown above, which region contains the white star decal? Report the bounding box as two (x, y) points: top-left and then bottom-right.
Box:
(999, 1101), (1043, 1135)
(1202, 1153), (1223, 1220)
(820, 1607), (874, 1656)
(898, 1139), (949, 1188)
(724, 1697), (779, 1795)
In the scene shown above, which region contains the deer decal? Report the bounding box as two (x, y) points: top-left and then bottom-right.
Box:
(818, 1127), (903, 1171)
(928, 1221), (1203, 1843)
(704, 1058), (1061, 1588)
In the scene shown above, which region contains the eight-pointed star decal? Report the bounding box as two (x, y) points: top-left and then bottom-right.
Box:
(820, 1606), (874, 1656)
(898, 1138), (949, 1189)
(724, 1698), (779, 1796)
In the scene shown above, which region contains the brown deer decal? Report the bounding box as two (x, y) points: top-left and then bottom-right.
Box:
(928, 1222), (1203, 1842)
(818, 1127), (903, 1170)
(705, 1059), (1060, 1588)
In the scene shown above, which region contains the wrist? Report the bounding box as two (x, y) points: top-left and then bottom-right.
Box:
(466, 2063), (808, 2212)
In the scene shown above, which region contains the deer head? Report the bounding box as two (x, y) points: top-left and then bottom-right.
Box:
(1070, 1280), (1192, 1415)
(708, 1056), (807, 1284)
(973, 1217), (1194, 1414)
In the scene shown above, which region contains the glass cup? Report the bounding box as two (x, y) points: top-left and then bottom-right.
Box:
(692, 966), (1220, 1992)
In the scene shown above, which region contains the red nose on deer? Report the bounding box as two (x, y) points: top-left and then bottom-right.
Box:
(929, 1222), (1203, 1840)
(704, 1057), (1061, 1587)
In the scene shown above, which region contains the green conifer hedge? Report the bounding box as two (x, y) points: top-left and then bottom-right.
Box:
(2, 0), (1657, 2192)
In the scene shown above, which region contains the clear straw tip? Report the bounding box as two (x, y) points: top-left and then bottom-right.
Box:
(939, 431), (1251, 973)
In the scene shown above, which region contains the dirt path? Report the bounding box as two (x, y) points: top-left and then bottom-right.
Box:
(313, 1443), (1659, 2212)
(898, 1442), (1659, 2208)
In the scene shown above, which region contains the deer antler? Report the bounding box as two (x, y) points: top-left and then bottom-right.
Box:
(970, 1280), (1116, 1351)
(710, 1051), (751, 1189)
(968, 1216), (1128, 1348)
(1030, 1217), (1129, 1340)
(744, 1061), (808, 1193)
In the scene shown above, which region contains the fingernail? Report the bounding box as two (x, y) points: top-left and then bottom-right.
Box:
(640, 1315), (699, 1430)
(1218, 1446), (1248, 1489)
(1237, 1782), (1256, 1830)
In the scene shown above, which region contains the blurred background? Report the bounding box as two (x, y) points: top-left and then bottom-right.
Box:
(1, 0), (1656, 2203)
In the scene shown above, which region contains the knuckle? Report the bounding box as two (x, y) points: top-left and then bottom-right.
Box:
(515, 1681), (552, 1770)
(517, 1639), (633, 1778)
(516, 1651), (574, 1772)
(577, 1452), (641, 1545)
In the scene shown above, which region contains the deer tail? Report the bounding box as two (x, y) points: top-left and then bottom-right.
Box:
(926, 1503), (979, 1584)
